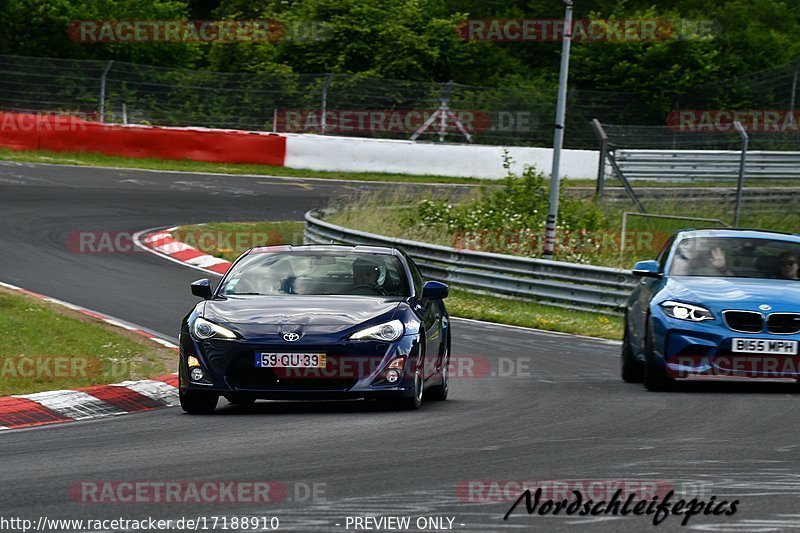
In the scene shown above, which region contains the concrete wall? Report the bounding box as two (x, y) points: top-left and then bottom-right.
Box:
(284, 134), (599, 180)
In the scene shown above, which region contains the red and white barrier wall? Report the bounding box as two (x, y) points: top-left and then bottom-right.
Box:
(0, 112), (286, 167)
(0, 112), (599, 180)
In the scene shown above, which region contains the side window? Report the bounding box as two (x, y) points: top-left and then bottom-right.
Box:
(657, 236), (676, 272)
(406, 257), (424, 296)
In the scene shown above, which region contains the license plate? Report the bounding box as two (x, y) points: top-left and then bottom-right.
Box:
(255, 353), (326, 368)
(732, 338), (798, 355)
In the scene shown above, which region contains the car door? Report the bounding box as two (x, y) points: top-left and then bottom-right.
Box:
(631, 236), (674, 353)
(407, 258), (441, 379)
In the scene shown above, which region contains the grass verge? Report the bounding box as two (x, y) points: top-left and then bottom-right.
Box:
(170, 222), (623, 340)
(447, 289), (622, 340)
(0, 148), (480, 184)
(2, 148), (797, 188)
(0, 287), (175, 396)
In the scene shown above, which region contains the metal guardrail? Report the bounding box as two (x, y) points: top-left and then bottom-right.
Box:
(304, 209), (637, 314)
(616, 149), (800, 180)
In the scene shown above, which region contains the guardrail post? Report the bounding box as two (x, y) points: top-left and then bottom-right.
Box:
(591, 118), (608, 199)
(98, 60), (114, 123)
(733, 120), (749, 227)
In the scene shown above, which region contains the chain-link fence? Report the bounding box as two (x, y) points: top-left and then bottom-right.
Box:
(0, 53), (651, 148)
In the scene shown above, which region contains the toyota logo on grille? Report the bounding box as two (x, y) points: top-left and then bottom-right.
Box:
(283, 332), (300, 342)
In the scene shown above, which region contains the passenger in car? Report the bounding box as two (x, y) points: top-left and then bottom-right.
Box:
(778, 252), (799, 280)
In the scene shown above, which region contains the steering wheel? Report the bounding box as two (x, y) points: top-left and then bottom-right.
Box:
(347, 284), (386, 295)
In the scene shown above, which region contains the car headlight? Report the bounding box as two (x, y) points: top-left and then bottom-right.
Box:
(192, 317), (237, 340)
(350, 320), (404, 341)
(660, 300), (714, 322)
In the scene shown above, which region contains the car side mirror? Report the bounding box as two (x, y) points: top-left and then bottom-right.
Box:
(632, 260), (662, 278)
(422, 281), (448, 300)
(191, 278), (213, 299)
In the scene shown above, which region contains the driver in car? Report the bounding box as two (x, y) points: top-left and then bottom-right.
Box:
(351, 257), (386, 295)
(778, 252), (799, 280)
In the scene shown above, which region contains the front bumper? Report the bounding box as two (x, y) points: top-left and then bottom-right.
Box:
(651, 311), (800, 379)
(179, 331), (421, 398)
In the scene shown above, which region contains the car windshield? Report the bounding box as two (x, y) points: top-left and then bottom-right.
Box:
(670, 237), (800, 279)
(218, 251), (410, 297)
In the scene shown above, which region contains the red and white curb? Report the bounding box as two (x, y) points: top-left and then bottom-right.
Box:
(135, 227), (232, 276)
(0, 280), (180, 431)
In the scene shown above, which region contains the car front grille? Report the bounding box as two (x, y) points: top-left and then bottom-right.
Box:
(723, 310), (764, 333)
(767, 313), (800, 335)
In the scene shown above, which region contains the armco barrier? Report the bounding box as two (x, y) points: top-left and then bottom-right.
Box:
(0, 112), (286, 166)
(304, 209), (637, 313)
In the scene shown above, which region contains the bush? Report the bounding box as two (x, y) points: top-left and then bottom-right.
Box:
(401, 153), (606, 261)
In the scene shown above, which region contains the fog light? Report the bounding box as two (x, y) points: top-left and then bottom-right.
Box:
(187, 356), (201, 368)
(386, 369), (400, 383)
(189, 367), (205, 381)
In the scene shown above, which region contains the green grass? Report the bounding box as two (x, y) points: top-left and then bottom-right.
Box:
(0, 289), (174, 395)
(447, 289), (622, 340)
(0, 147), (481, 184)
(4, 147), (798, 188)
(564, 178), (800, 188)
(174, 221), (305, 262)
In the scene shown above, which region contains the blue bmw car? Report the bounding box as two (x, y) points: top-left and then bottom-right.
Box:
(178, 245), (450, 413)
(623, 229), (800, 390)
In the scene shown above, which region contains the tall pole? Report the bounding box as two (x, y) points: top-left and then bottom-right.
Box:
(543, 1), (573, 260)
(320, 73), (333, 135)
(733, 120), (748, 227)
(99, 60), (114, 123)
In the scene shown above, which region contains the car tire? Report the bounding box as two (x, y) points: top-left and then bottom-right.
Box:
(390, 340), (425, 410)
(224, 394), (256, 406)
(621, 325), (644, 383)
(643, 322), (674, 392)
(180, 390), (219, 414)
(427, 342), (449, 401)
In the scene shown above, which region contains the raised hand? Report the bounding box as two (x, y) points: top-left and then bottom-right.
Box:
(710, 247), (727, 270)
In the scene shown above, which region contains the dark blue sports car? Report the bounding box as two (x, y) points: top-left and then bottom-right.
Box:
(178, 245), (450, 413)
(623, 229), (800, 390)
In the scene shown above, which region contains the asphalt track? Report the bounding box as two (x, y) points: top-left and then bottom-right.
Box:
(2, 161), (800, 532)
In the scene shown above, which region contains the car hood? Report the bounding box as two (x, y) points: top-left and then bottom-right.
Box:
(663, 277), (800, 312)
(203, 295), (402, 328)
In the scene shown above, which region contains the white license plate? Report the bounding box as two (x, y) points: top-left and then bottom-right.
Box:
(732, 338), (798, 355)
(255, 353), (326, 368)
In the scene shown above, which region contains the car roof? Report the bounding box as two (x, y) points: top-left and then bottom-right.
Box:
(248, 244), (400, 256)
(674, 228), (800, 243)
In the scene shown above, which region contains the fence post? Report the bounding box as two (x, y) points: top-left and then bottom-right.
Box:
(733, 120), (749, 227)
(98, 60), (114, 123)
(590, 118), (608, 199)
(320, 73), (333, 135)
